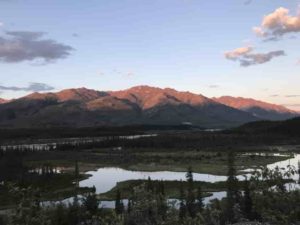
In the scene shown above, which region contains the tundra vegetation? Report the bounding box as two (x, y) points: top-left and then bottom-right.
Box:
(0, 151), (299, 225)
(0, 120), (300, 225)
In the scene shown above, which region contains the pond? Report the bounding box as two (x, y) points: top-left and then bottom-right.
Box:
(76, 153), (300, 206)
(79, 168), (229, 194)
(40, 153), (300, 209)
(80, 154), (300, 195)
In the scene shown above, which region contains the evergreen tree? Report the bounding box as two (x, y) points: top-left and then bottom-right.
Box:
(83, 191), (100, 216)
(115, 189), (124, 215)
(196, 186), (204, 213)
(225, 151), (239, 223)
(179, 181), (187, 220)
(127, 199), (132, 214)
(146, 176), (153, 191)
(186, 167), (196, 218)
(298, 160), (300, 184)
(74, 160), (79, 189)
(243, 179), (253, 220)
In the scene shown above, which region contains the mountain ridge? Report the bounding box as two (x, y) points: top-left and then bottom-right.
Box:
(213, 96), (297, 120)
(0, 98), (8, 104)
(0, 86), (297, 128)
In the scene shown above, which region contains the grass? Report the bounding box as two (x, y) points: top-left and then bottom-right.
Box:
(1, 147), (295, 208)
(0, 172), (93, 209)
(24, 149), (294, 175)
(98, 179), (233, 200)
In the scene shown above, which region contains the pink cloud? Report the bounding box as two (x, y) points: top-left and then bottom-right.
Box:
(254, 7), (300, 39)
(224, 46), (253, 60)
(224, 46), (285, 67)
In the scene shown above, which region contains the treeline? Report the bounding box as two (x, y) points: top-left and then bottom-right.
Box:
(1, 131), (298, 153)
(0, 126), (143, 142)
(37, 132), (299, 151)
(0, 124), (199, 142)
(231, 117), (300, 137)
(1, 117), (300, 150)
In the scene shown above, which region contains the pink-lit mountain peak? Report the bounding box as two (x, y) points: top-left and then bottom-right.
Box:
(214, 96), (295, 113)
(110, 85), (212, 109)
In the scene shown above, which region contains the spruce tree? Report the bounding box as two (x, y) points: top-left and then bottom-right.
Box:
(243, 179), (253, 220)
(115, 189), (124, 215)
(179, 181), (187, 220)
(186, 167), (196, 218)
(196, 186), (204, 213)
(225, 151), (239, 223)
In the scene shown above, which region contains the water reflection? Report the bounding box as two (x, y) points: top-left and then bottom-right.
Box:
(48, 154), (300, 208)
(79, 168), (229, 194)
(79, 154), (300, 196)
(0, 134), (157, 152)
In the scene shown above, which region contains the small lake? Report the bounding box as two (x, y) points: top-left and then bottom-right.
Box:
(77, 153), (300, 206)
(79, 168), (229, 194)
(80, 154), (300, 195)
(44, 153), (300, 208)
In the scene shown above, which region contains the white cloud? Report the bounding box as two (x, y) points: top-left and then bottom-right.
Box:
(254, 7), (300, 40)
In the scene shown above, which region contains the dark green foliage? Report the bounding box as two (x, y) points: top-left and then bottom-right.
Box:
(2, 165), (300, 225)
(242, 179), (253, 220)
(4, 109), (16, 120)
(185, 167), (197, 218)
(196, 186), (204, 212)
(225, 152), (241, 224)
(83, 191), (100, 215)
(234, 117), (300, 137)
(115, 190), (124, 215)
(179, 181), (187, 220)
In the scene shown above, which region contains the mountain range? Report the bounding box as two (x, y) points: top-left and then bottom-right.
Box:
(213, 96), (296, 120)
(0, 85), (297, 128)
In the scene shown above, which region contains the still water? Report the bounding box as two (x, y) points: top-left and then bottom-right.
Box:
(75, 154), (300, 208)
(79, 168), (228, 194)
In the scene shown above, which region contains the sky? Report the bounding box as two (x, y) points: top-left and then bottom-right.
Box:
(0, 0), (299, 110)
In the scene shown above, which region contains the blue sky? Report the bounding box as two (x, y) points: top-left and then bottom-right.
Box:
(0, 0), (299, 110)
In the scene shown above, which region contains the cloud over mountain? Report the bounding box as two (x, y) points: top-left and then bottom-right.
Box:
(0, 82), (55, 92)
(225, 46), (285, 67)
(253, 7), (300, 40)
(0, 31), (73, 63)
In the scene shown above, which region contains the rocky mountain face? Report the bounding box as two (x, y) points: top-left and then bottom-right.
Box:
(0, 86), (296, 128)
(213, 96), (298, 120)
(0, 98), (8, 104)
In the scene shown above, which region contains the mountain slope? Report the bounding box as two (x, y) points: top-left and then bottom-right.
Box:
(110, 86), (211, 109)
(25, 88), (107, 102)
(110, 86), (257, 126)
(0, 98), (8, 104)
(234, 117), (300, 137)
(0, 86), (261, 128)
(213, 96), (298, 120)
